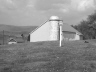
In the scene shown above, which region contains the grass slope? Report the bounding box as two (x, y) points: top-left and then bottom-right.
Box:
(0, 40), (96, 72)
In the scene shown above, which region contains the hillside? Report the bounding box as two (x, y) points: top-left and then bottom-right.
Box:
(0, 40), (96, 72)
(0, 24), (37, 32)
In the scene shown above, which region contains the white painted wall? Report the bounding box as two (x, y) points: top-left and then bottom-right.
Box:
(30, 20), (59, 42)
(63, 32), (81, 41)
(30, 22), (50, 42)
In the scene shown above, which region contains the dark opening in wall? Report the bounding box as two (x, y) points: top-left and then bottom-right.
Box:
(27, 35), (30, 41)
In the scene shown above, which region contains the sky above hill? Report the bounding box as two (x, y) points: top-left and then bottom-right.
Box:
(0, 0), (96, 26)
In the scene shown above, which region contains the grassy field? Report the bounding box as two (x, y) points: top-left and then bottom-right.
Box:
(0, 40), (96, 72)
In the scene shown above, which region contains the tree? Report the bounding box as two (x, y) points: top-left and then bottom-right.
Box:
(21, 34), (25, 42)
(73, 11), (96, 39)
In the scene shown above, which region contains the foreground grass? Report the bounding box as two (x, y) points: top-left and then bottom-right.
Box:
(0, 40), (96, 72)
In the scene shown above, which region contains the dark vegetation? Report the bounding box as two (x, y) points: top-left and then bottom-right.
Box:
(73, 11), (96, 40)
(0, 40), (96, 72)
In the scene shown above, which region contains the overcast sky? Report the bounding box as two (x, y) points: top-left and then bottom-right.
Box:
(0, 0), (96, 26)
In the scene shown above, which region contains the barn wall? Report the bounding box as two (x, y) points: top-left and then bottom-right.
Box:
(62, 31), (81, 41)
(30, 20), (59, 42)
(30, 22), (51, 42)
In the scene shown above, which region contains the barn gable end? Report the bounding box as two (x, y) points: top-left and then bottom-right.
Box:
(30, 21), (51, 42)
(29, 16), (83, 42)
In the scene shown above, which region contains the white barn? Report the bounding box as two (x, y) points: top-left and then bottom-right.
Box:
(28, 16), (83, 42)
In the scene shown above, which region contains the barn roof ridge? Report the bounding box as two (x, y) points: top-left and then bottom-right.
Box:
(62, 23), (82, 35)
(29, 20), (48, 34)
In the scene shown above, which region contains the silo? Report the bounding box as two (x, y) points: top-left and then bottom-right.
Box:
(49, 16), (60, 41)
